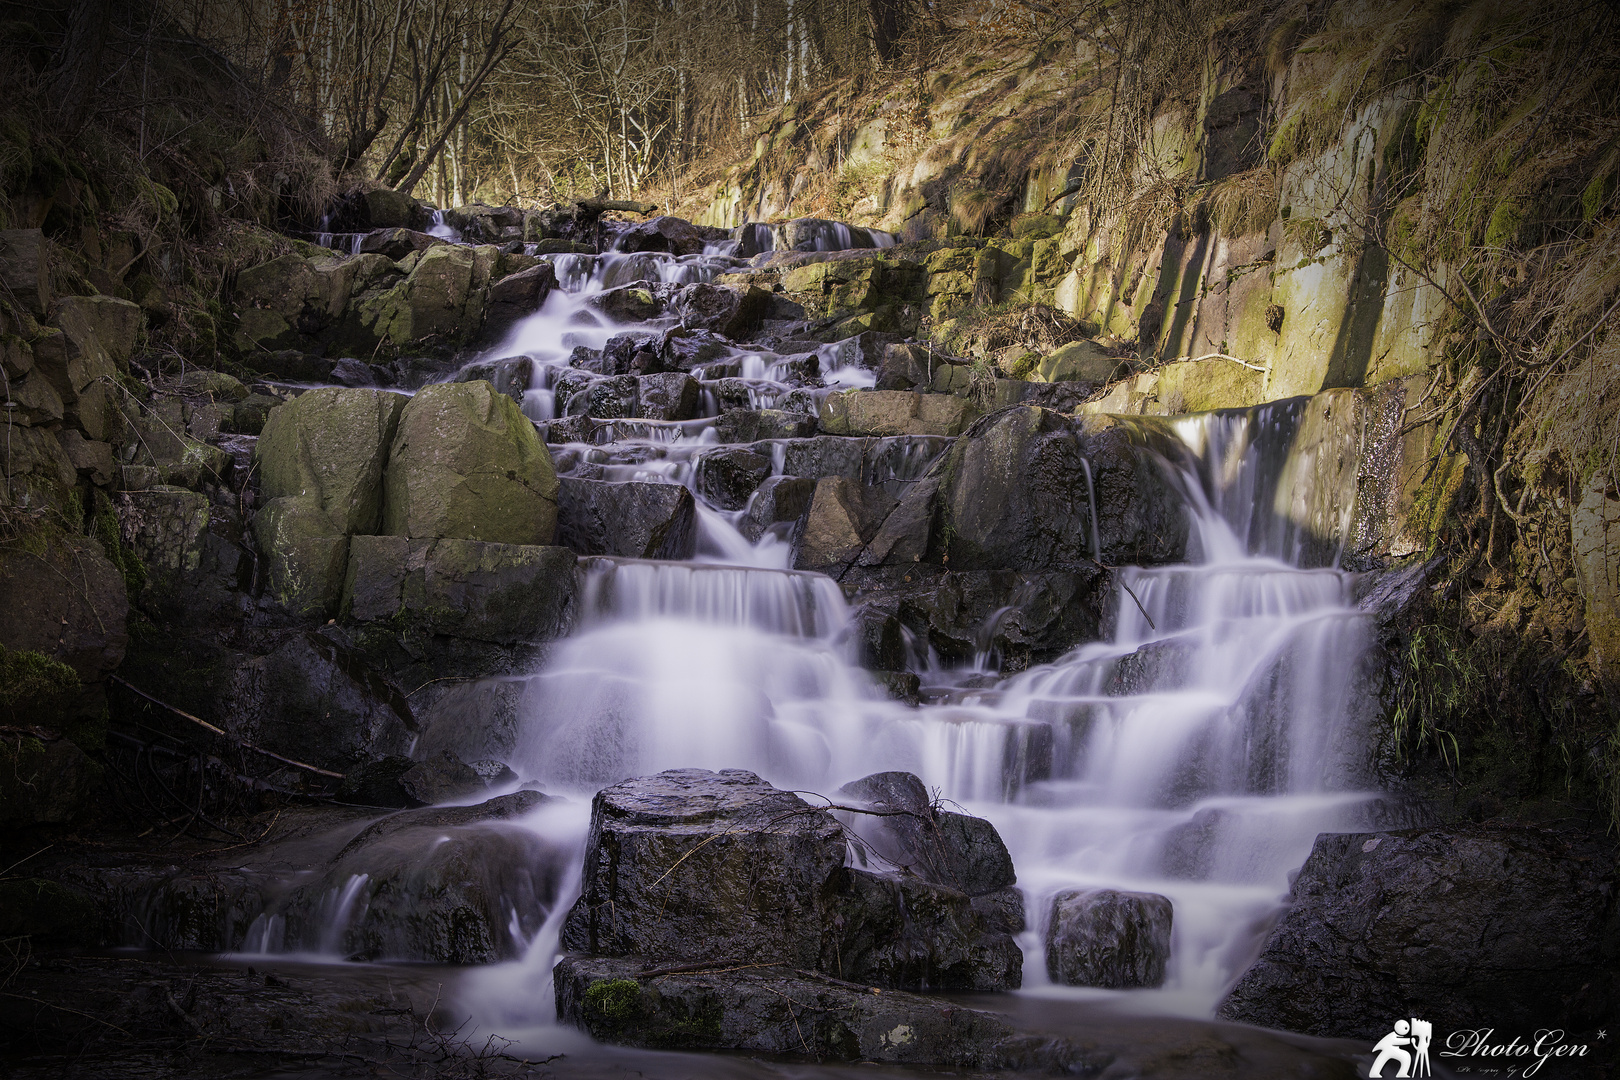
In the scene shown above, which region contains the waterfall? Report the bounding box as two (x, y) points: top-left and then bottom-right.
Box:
(461, 399), (1385, 1028)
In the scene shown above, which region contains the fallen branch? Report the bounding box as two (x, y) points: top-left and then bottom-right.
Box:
(108, 675), (345, 780)
(1156, 352), (1269, 372)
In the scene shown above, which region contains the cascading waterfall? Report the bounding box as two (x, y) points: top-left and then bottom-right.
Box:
(460, 388), (1389, 1035)
(225, 220), (1388, 1048)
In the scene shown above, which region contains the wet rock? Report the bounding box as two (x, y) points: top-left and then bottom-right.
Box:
(600, 332), (662, 376)
(382, 381), (559, 545)
(739, 475), (816, 542)
(794, 477), (897, 576)
(714, 408), (817, 442)
(342, 535), (578, 654)
(659, 327), (730, 370)
(1219, 825), (1620, 1039)
(362, 187), (425, 229)
(821, 866), (1022, 991)
(454, 355), (531, 403)
(615, 215), (729, 256)
(556, 478), (697, 559)
(398, 749), (485, 804)
(637, 371), (700, 421)
(819, 389), (977, 437)
(330, 356), (393, 386)
(592, 284), (663, 322)
(774, 435), (870, 481)
(847, 604), (906, 670)
(482, 262), (557, 341)
(556, 957), (1079, 1068)
(581, 374), (640, 419)
(0, 878), (101, 942)
(857, 474), (938, 567)
(411, 678), (528, 763)
(219, 631), (416, 772)
(695, 446), (772, 510)
(358, 227), (441, 260)
(838, 771), (1017, 897)
(561, 769), (847, 967)
(895, 569), (1102, 669)
(296, 799), (570, 962)
(1045, 888), (1172, 989)
(560, 769), (1022, 995)
(675, 282), (770, 338)
(936, 407), (1187, 572)
(825, 330), (900, 372)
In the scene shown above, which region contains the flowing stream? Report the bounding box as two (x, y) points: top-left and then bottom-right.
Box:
(231, 230), (1393, 1060)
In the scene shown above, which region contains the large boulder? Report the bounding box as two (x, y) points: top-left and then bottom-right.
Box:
(116, 488), (250, 623)
(561, 769), (846, 968)
(1045, 888), (1173, 989)
(837, 772), (1016, 898)
(1219, 825), (1620, 1039)
(637, 372), (700, 421)
(53, 295), (143, 364)
(615, 215), (729, 256)
(454, 356), (531, 403)
(559, 769), (1022, 993)
(382, 381), (559, 544)
(250, 498), (351, 619)
(256, 387), (407, 534)
(674, 282), (769, 338)
(556, 479), (697, 560)
(936, 407), (1188, 572)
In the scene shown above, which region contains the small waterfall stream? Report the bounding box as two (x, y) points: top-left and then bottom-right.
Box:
(226, 226), (1392, 1055)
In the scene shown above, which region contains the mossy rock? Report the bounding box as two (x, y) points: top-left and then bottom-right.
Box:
(382, 381), (559, 545)
(256, 386), (407, 535)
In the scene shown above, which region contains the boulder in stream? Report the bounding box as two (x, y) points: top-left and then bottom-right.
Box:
(559, 769), (1022, 994)
(1045, 888), (1173, 989)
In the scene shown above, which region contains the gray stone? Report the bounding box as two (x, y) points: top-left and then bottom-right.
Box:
(714, 409), (818, 443)
(794, 477), (896, 576)
(483, 263), (557, 341)
(560, 769), (846, 968)
(1219, 825), (1620, 1039)
(837, 771), (1017, 896)
(398, 749), (486, 805)
(1045, 888), (1172, 989)
(0, 534), (128, 681)
(695, 447), (771, 510)
(739, 475), (816, 542)
(454, 356), (532, 403)
(0, 229), (49, 313)
(556, 478), (697, 559)
(256, 387), (407, 534)
(675, 282), (770, 338)
(358, 227), (441, 260)
(637, 372), (700, 421)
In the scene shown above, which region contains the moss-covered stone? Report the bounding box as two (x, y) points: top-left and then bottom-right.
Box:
(251, 498), (350, 619)
(382, 381), (558, 545)
(818, 389), (977, 437)
(256, 387), (407, 535)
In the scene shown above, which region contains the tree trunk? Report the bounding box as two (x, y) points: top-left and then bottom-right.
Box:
(868, 0), (908, 64)
(50, 0), (112, 130)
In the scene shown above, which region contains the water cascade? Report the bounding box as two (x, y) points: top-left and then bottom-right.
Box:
(215, 225), (1392, 1049)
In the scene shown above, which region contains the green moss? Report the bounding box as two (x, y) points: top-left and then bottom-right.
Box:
(90, 489), (146, 596)
(0, 645), (78, 726)
(1483, 196), (1526, 250)
(585, 978), (644, 1026)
